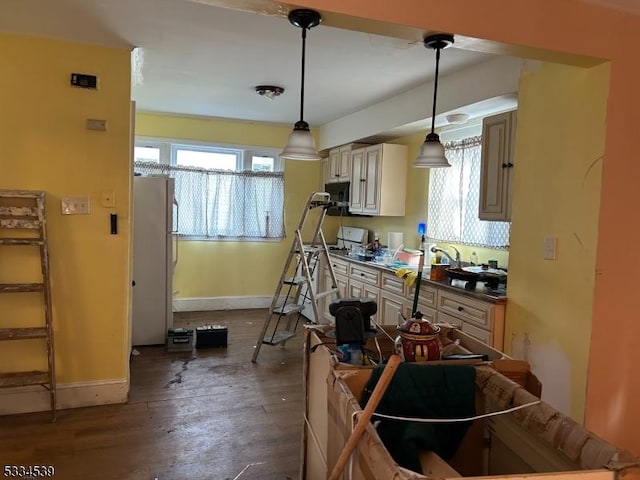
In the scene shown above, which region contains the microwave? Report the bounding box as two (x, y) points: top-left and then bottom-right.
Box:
(324, 182), (351, 216)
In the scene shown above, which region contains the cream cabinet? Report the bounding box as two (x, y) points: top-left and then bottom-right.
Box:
(321, 256), (506, 349)
(436, 289), (505, 350)
(349, 143), (408, 216)
(326, 143), (366, 184)
(479, 110), (517, 222)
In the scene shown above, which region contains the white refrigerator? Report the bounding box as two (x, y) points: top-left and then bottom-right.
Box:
(132, 176), (177, 346)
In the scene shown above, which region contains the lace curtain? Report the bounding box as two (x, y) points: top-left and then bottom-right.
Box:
(134, 161), (285, 239)
(427, 136), (510, 249)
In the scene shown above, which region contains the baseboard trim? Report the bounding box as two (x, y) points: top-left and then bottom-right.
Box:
(173, 296), (281, 312)
(0, 378), (128, 416)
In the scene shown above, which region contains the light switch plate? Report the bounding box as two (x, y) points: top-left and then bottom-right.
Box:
(61, 196), (91, 215)
(543, 236), (557, 260)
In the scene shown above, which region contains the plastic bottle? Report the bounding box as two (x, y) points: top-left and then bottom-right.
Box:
(373, 232), (380, 252)
(470, 251), (479, 266)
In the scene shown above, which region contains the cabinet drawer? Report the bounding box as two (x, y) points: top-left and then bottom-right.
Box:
(461, 322), (493, 345)
(437, 290), (493, 330)
(381, 272), (406, 296)
(329, 257), (349, 276)
(436, 311), (463, 328)
(406, 282), (437, 309)
(405, 304), (437, 324)
(350, 264), (381, 287)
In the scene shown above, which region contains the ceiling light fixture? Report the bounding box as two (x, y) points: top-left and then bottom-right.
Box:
(446, 112), (470, 125)
(280, 9), (322, 161)
(255, 85), (284, 100)
(414, 33), (455, 168)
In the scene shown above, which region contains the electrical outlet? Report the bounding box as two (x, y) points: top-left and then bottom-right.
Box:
(543, 236), (557, 260)
(86, 118), (107, 131)
(101, 191), (116, 208)
(61, 196), (91, 215)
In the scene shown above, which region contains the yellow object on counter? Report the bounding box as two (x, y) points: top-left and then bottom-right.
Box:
(395, 268), (417, 287)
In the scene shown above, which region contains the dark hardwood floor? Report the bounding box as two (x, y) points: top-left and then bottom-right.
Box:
(0, 309), (305, 480)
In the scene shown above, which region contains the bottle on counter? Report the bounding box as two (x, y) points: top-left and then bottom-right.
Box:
(373, 232), (381, 252)
(470, 251), (479, 266)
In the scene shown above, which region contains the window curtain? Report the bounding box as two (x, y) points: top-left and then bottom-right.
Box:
(427, 136), (510, 249)
(134, 161), (285, 239)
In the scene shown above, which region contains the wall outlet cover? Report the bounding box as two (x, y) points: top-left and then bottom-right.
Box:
(61, 196), (91, 215)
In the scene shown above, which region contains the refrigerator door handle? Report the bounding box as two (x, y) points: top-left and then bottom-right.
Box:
(171, 196), (179, 234)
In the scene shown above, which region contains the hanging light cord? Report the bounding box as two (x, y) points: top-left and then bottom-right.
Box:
(299, 27), (308, 124)
(430, 46), (441, 135)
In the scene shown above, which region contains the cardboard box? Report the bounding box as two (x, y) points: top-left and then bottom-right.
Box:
(302, 325), (639, 480)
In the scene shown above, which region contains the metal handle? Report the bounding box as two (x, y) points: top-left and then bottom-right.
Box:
(507, 162), (514, 168)
(458, 306), (464, 311)
(502, 163), (508, 168)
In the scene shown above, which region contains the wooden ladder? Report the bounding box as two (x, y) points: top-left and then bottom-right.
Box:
(251, 192), (342, 363)
(0, 190), (57, 420)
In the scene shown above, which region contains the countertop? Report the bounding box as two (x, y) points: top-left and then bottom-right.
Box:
(328, 251), (507, 304)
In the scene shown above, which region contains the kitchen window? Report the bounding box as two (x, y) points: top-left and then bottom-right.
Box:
(427, 136), (510, 249)
(134, 137), (284, 241)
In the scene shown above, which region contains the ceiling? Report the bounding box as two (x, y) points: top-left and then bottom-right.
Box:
(0, 0), (634, 131)
(0, 0), (496, 126)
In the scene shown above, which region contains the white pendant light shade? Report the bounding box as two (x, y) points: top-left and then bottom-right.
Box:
(281, 121), (319, 160)
(414, 33), (455, 169)
(414, 133), (450, 168)
(281, 9), (322, 161)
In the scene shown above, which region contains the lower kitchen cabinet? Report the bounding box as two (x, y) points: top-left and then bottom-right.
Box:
(322, 256), (506, 349)
(378, 290), (405, 325)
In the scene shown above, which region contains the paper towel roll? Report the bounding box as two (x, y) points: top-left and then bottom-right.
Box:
(387, 232), (403, 250)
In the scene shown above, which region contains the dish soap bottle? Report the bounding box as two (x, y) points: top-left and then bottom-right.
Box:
(470, 251), (479, 266)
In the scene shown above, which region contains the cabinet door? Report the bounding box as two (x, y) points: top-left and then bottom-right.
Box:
(349, 148), (365, 212)
(322, 270), (348, 323)
(362, 145), (381, 214)
(379, 291), (407, 326)
(338, 146), (351, 182)
(479, 111), (516, 221)
(348, 279), (380, 323)
(327, 148), (340, 183)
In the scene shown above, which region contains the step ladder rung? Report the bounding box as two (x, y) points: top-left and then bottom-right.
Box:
(0, 327), (48, 341)
(262, 331), (296, 346)
(0, 283), (44, 293)
(283, 276), (307, 286)
(0, 371), (50, 388)
(272, 304), (304, 315)
(314, 288), (339, 300)
(0, 237), (44, 245)
(309, 200), (334, 208)
(0, 219), (41, 229)
(0, 206), (39, 217)
(0, 190), (45, 199)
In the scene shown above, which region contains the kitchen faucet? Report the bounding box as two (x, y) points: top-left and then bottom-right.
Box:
(430, 245), (462, 268)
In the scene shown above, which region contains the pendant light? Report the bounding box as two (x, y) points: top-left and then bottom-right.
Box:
(280, 9), (322, 161)
(414, 33), (455, 168)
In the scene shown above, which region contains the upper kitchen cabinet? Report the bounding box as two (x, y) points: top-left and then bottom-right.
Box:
(479, 110), (517, 221)
(349, 143), (408, 216)
(326, 143), (366, 184)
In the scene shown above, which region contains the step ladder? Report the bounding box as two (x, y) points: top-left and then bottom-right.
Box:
(252, 192), (342, 363)
(0, 190), (57, 420)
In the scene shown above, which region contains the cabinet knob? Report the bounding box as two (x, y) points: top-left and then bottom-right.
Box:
(507, 162), (514, 168)
(502, 163), (508, 168)
(335, 174), (340, 177)
(360, 273), (365, 276)
(457, 306), (464, 312)
(360, 178), (366, 182)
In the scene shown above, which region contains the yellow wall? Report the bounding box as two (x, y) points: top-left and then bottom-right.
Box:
(507, 62), (609, 420)
(135, 113), (324, 298)
(0, 34), (132, 383)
